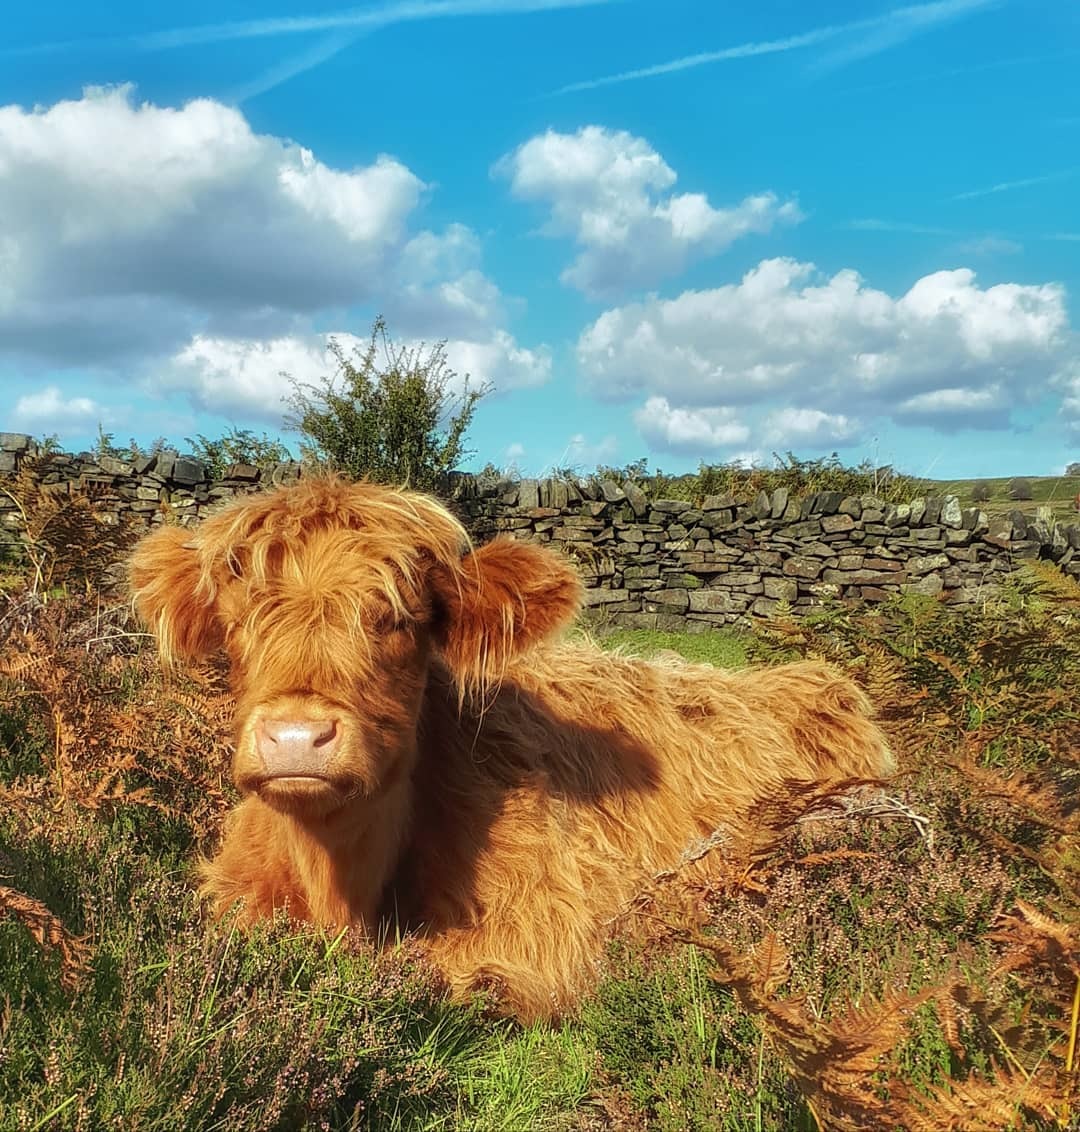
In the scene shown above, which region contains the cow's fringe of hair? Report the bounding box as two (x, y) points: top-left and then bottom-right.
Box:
(185, 474), (471, 611)
(130, 476), (477, 674)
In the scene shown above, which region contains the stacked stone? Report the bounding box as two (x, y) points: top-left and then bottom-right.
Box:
(0, 432), (301, 541)
(3, 432), (1079, 624)
(454, 475), (1080, 630)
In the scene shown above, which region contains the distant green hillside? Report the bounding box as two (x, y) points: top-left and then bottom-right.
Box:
(928, 474), (1080, 523)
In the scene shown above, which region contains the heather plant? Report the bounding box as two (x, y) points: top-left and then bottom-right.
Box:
(582, 942), (813, 1131)
(0, 535), (1077, 1129)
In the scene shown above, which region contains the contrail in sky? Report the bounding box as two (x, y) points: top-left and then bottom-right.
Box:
(2, 0), (622, 58)
(548, 0), (1000, 96)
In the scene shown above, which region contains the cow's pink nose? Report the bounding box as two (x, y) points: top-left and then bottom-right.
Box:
(255, 718), (339, 777)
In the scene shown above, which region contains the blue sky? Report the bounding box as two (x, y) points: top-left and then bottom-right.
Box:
(1, 0), (1078, 478)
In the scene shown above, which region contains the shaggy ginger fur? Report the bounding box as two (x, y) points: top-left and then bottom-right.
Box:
(129, 477), (893, 1021)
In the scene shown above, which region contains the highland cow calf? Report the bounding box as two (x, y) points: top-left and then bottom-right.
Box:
(129, 478), (893, 1020)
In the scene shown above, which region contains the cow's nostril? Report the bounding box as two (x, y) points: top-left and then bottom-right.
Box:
(312, 720), (337, 749)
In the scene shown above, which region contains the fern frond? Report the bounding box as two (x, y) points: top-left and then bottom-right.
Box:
(0, 884), (90, 991)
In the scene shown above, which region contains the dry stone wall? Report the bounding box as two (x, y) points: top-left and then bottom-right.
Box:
(0, 434), (293, 566)
(2, 432), (1077, 630)
(454, 473), (1080, 631)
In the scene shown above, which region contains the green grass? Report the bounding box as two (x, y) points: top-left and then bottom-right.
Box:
(580, 943), (815, 1132)
(1, 585), (1077, 1130)
(0, 813), (577, 1131)
(592, 626), (749, 669)
(455, 1024), (597, 1130)
(929, 473), (1080, 523)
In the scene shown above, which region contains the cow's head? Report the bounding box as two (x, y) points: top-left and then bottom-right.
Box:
(129, 478), (581, 820)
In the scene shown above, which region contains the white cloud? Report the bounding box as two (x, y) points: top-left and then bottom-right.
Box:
(277, 148), (423, 243)
(549, 432), (619, 472)
(578, 259), (1071, 438)
(228, 30), (362, 104)
(495, 126), (800, 297)
(398, 224), (483, 283)
(160, 334), (333, 420)
(389, 245), (510, 341)
(1053, 362), (1080, 441)
(0, 85), (260, 240)
(0, 86), (550, 420)
(762, 408), (861, 447)
(895, 385), (1006, 417)
(0, 86), (422, 364)
(13, 386), (101, 429)
(634, 397), (750, 454)
(808, 0), (996, 75)
(442, 332), (551, 393)
(160, 329), (548, 422)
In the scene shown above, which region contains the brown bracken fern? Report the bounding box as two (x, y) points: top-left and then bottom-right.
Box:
(623, 582), (1079, 1130)
(0, 885), (89, 991)
(0, 455), (136, 597)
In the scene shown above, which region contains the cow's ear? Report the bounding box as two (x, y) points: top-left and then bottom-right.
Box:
(431, 538), (581, 693)
(129, 525), (223, 663)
